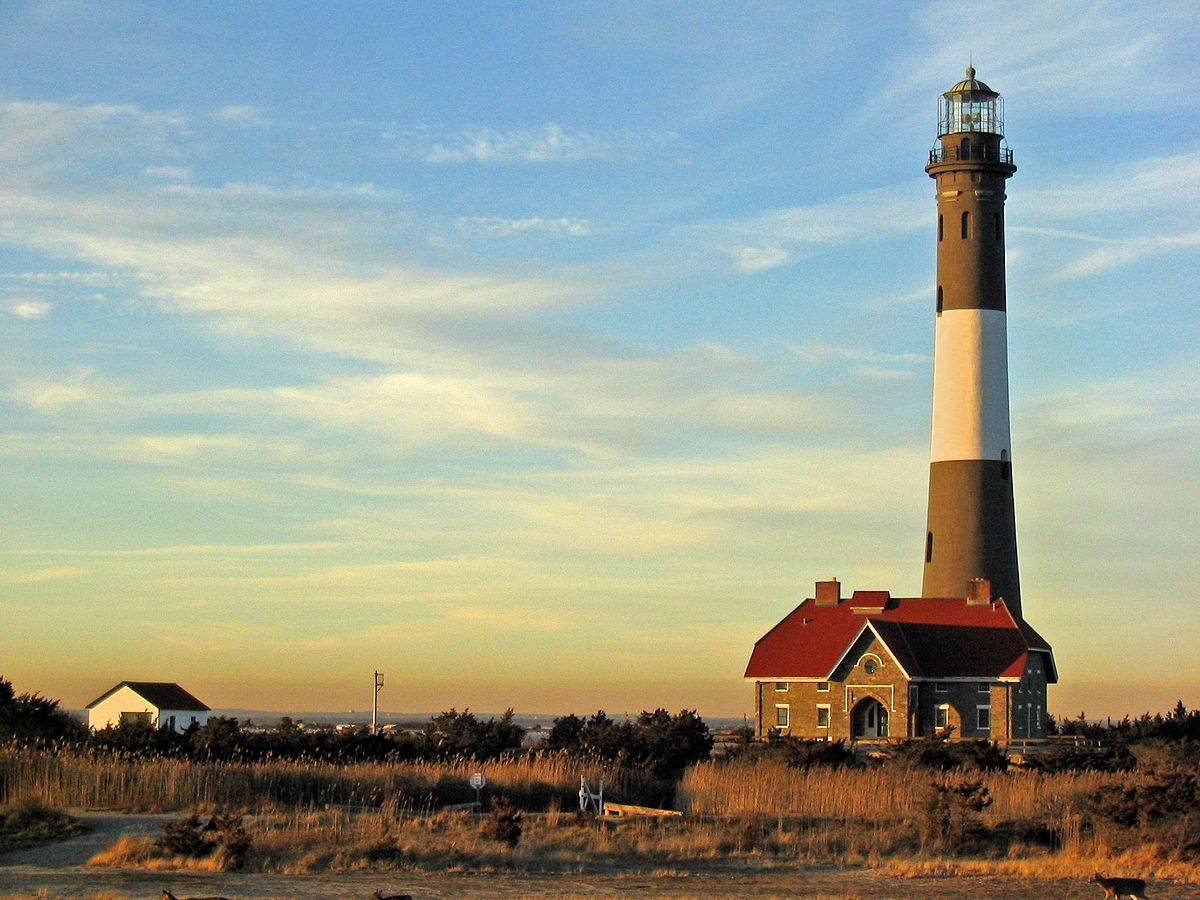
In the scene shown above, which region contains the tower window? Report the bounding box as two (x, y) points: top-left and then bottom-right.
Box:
(936, 287), (943, 316)
(925, 531), (934, 563)
(961, 210), (971, 239)
(960, 137), (971, 159)
(938, 214), (943, 242)
(994, 212), (1001, 242)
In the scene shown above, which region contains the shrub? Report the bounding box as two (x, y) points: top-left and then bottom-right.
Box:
(155, 812), (251, 869)
(481, 799), (522, 847)
(0, 798), (84, 851)
(918, 780), (992, 852)
(890, 736), (1007, 772)
(1026, 741), (1135, 773)
(1086, 762), (1200, 859)
(0, 677), (85, 745)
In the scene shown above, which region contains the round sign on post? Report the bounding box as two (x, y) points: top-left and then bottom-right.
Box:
(469, 772), (486, 790)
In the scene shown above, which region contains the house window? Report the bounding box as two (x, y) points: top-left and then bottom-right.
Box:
(961, 210), (971, 239)
(817, 705), (831, 728)
(935, 704), (950, 729)
(775, 705), (790, 729)
(978, 682), (991, 694)
(119, 711), (151, 725)
(775, 682), (788, 692)
(977, 706), (991, 731)
(864, 658), (878, 675)
(165, 715), (176, 731)
(817, 682), (830, 692)
(935, 682), (948, 693)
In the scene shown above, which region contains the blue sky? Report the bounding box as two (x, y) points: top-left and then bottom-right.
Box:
(1, 1), (1197, 718)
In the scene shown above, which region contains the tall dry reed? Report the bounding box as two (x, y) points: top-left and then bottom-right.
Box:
(677, 758), (1128, 824)
(0, 746), (646, 813)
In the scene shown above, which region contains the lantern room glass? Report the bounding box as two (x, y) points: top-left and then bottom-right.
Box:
(938, 93), (1003, 137)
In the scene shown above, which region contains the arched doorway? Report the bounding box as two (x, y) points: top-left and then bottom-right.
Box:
(852, 697), (889, 739)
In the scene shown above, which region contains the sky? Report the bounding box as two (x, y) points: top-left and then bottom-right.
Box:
(1, 1), (1198, 721)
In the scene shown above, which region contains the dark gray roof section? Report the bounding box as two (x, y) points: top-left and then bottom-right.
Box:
(86, 681), (210, 711)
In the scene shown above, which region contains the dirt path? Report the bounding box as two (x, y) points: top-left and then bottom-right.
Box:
(0, 809), (176, 870)
(2, 812), (1199, 899)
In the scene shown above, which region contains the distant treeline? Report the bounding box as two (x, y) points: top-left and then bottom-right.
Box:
(0, 677), (711, 776)
(1050, 700), (1200, 742)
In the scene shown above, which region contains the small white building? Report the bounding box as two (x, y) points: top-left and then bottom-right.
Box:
(86, 681), (211, 733)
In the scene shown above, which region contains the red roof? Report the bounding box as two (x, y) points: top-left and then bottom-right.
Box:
(744, 593), (1056, 682)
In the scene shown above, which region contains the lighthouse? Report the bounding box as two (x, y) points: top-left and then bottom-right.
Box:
(921, 68), (1022, 618)
(743, 69), (1055, 741)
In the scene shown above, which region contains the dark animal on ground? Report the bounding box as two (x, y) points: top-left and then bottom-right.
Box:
(161, 891), (230, 900)
(368, 892), (414, 900)
(1090, 873), (1150, 899)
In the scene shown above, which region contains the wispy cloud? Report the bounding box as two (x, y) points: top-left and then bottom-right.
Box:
(390, 123), (676, 165)
(456, 216), (596, 237)
(6, 367), (112, 413)
(731, 245), (789, 273)
(702, 185), (926, 274)
(0, 566), (93, 584)
(211, 105), (272, 127)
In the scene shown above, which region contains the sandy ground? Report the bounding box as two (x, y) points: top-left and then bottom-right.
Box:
(2, 811), (1199, 899)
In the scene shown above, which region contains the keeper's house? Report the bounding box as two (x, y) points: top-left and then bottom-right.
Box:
(86, 681), (210, 733)
(744, 578), (1056, 741)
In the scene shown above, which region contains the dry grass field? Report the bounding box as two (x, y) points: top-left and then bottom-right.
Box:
(4, 744), (1200, 890)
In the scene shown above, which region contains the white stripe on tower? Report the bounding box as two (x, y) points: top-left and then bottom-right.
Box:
(929, 308), (1011, 463)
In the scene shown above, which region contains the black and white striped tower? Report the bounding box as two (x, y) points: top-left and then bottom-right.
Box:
(921, 68), (1022, 618)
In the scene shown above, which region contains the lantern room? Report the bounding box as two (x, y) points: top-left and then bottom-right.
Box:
(930, 67), (1013, 167)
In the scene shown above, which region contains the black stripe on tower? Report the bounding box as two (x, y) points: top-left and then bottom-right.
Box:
(922, 459), (1021, 617)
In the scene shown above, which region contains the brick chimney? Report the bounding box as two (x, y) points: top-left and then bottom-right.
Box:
(966, 577), (991, 606)
(815, 578), (841, 606)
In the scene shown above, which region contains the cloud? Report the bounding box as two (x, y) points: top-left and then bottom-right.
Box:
(8, 300), (52, 319)
(701, 184), (927, 274)
(731, 245), (789, 273)
(1053, 231), (1200, 281)
(211, 105), (272, 127)
(144, 165), (191, 181)
(391, 123), (676, 165)
(0, 101), (184, 169)
(788, 342), (928, 368)
(6, 368), (112, 413)
(0, 566), (93, 584)
(456, 216), (596, 237)
(1012, 152), (1200, 282)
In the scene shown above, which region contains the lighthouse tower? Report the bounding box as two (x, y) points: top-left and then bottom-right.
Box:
(921, 68), (1022, 617)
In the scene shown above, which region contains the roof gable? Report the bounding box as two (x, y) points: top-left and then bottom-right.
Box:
(827, 620), (916, 680)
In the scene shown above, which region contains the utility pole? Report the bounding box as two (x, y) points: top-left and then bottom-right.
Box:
(372, 671), (384, 735)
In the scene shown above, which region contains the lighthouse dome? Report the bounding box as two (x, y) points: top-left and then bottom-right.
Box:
(945, 66), (998, 98)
